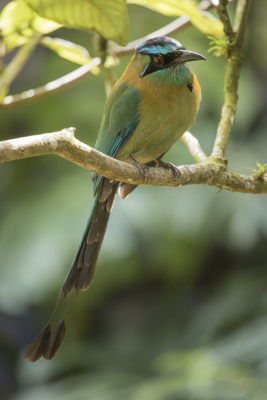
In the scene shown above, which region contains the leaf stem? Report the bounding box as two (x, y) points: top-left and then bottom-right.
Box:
(97, 36), (117, 97)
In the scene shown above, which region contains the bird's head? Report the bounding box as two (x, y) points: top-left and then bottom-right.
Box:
(135, 36), (206, 79)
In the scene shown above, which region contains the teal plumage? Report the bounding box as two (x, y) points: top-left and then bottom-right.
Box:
(24, 36), (205, 361)
(94, 82), (140, 161)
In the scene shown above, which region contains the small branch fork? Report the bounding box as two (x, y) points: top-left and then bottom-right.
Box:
(0, 127), (266, 194)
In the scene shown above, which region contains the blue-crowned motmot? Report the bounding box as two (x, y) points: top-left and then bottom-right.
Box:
(24, 36), (205, 361)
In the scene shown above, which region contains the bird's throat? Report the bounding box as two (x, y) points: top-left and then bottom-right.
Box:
(149, 63), (193, 87)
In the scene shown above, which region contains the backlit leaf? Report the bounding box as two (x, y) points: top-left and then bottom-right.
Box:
(41, 36), (91, 65)
(24, 0), (129, 45)
(0, 0), (61, 53)
(128, 0), (224, 38)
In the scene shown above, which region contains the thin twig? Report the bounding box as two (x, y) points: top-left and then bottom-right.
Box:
(0, 58), (101, 111)
(0, 34), (41, 100)
(217, 0), (234, 38)
(97, 37), (117, 96)
(113, 15), (191, 58)
(233, 0), (252, 46)
(0, 128), (266, 194)
(181, 131), (208, 163)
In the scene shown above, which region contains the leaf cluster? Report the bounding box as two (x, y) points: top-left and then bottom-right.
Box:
(250, 162), (267, 181)
(207, 35), (229, 57)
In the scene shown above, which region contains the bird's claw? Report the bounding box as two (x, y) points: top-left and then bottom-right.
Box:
(156, 158), (181, 180)
(137, 163), (149, 177)
(128, 156), (149, 181)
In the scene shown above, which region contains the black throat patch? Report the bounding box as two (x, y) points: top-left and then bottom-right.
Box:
(187, 83), (193, 92)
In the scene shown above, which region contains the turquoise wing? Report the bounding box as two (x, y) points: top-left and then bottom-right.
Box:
(95, 81), (140, 156)
(92, 81), (140, 192)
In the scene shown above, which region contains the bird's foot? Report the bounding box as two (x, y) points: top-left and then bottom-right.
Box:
(156, 158), (181, 180)
(128, 156), (149, 181)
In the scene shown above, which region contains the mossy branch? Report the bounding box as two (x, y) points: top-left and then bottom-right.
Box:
(0, 128), (266, 194)
(217, 0), (234, 38)
(211, 0), (252, 159)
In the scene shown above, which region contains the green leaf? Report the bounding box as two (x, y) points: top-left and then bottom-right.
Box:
(24, 0), (129, 46)
(31, 13), (62, 34)
(207, 35), (228, 57)
(0, 1), (34, 37)
(0, 0), (61, 53)
(41, 36), (91, 65)
(127, 0), (224, 38)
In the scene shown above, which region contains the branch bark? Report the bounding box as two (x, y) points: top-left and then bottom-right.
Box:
(0, 128), (266, 194)
(211, 0), (252, 159)
(217, 0), (234, 38)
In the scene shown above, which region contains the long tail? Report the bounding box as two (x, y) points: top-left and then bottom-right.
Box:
(24, 178), (119, 362)
(63, 178), (119, 296)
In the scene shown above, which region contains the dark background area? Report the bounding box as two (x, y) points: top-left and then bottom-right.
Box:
(1, 1), (267, 399)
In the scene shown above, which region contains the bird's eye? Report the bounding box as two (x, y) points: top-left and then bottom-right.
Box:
(153, 56), (164, 67)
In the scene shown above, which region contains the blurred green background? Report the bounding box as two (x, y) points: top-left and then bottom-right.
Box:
(1, 1), (267, 399)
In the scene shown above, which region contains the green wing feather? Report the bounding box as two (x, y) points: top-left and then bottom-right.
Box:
(92, 81), (140, 192)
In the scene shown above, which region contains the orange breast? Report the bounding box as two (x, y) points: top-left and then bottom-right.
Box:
(115, 61), (202, 164)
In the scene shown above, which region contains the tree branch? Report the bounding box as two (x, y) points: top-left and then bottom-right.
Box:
(217, 0), (234, 38)
(211, 0), (252, 159)
(233, 0), (252, 46)
(0, 128), (266, 194)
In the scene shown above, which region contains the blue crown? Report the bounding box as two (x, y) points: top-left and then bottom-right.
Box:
(136, 36), (183, 56)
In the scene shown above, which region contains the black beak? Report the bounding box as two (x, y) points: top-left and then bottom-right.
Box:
(176, 49), (206, 64)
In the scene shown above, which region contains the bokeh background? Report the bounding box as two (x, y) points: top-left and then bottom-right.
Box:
(1, 1), (267, 399)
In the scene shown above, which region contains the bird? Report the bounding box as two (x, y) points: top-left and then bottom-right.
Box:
(24, 36), (205, 361)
